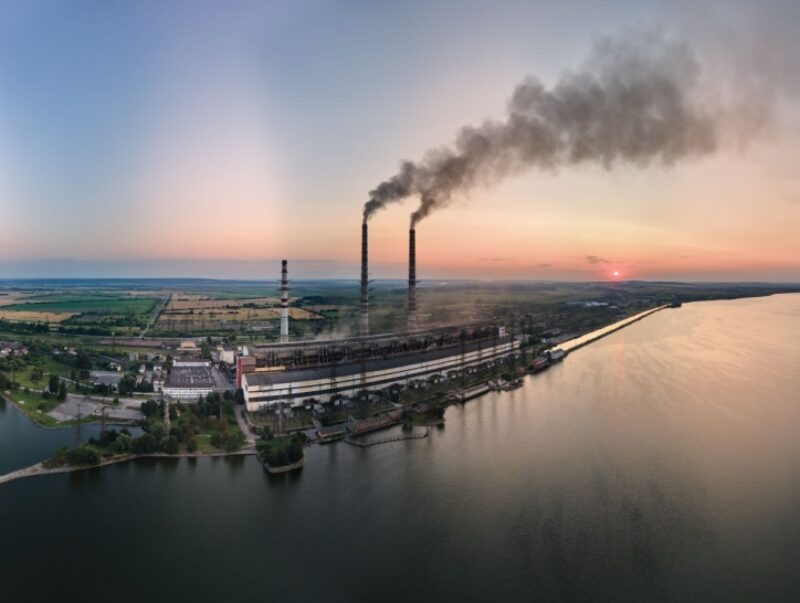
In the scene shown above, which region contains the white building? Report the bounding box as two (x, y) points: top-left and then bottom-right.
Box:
(243, 336), (519, 411)
(162, 361), (215, 400)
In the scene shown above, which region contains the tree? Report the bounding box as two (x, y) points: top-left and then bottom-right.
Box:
(57, 381), (67, 401)
(140, 400), (159, 417)
(64, 445), (101, 466)
(132, 433), (157, 454)
(225, 431), (245, 452)
(118, 375), (137, 396)
(111, 434), (131, 454)
(149, 422), (166, 441)
(186, 437), (198, 453)
(75, 352), (92, 370)
(234, 388), (245, 405)
(210, 431), (227, 448)
(48, 374), (60, 394)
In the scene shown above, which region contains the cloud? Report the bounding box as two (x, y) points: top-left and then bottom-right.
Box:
(537, 263), (553, 268)
(478, 257), (509, 262)
(585, 255), (610, 265)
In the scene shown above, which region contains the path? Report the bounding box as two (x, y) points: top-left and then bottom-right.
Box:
(139, 293), (171, 339)
(234, 405), (257, 447)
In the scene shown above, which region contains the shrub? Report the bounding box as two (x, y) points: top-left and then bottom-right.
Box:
(64, 445), (101, 466)
(210, 431), (227, 448)
(224, 432), (245, 452)
(132, 433), (157, 454)
(186, 437), (198, 453)
(162, 435), (180, 455)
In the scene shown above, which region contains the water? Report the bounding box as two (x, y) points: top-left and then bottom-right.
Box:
(2, 294), (799, 602)
(0, 402), (128, 475)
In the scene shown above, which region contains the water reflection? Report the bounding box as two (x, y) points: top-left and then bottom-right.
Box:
(0, 294), (799, 602)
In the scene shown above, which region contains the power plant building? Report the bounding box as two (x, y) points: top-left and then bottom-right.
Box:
(242, 335), (519, 411)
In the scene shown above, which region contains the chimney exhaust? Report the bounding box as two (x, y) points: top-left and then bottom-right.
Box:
(280, 259), (289, 343)
(360, 220), (369, 336)
(408, 227), (417, 331)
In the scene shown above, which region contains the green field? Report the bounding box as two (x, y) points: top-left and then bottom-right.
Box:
(3, 297), (158, 314)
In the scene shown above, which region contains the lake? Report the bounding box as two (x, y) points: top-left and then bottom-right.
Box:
(1, 294), (799, 601)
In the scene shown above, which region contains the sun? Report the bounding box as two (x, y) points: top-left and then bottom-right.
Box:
(612, 270), (620, 278)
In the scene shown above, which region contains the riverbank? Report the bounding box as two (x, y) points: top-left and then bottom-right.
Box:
(555, 304), (668, 354)
(0, 302), (674, 487)
(0, 447), (256, 486)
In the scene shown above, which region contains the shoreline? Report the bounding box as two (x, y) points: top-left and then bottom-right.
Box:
(0, 393), (135, 431)
(0, 301), (681, 487)
(556, 305), (668, 356)
(0, 448), (256, 486)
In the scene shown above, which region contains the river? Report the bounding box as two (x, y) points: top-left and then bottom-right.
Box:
(1, 294), (799, 601)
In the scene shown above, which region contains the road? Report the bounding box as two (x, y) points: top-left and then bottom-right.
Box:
(139, 293), (171, 339)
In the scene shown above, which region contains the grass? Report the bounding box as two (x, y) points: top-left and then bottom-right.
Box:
(193, 434), (217, 453)
(3, 297), (158, 315)
(2, 390), (78, 428)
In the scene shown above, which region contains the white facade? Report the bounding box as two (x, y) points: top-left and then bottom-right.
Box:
(244, 338), (519, 411)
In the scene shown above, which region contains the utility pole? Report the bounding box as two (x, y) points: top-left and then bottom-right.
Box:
(74, 398), (84, 447)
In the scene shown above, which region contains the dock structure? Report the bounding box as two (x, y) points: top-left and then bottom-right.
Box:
(345, 427), (429, 448)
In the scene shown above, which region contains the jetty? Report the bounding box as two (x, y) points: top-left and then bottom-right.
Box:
(345, 427), (429, 448)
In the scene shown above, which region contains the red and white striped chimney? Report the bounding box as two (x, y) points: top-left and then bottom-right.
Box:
(280, 259), (289, 343)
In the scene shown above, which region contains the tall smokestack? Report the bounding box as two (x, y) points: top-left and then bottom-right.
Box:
(408, 227), (417, 331)
(280, 260), (289, 343)
(360, 220), (369, 336)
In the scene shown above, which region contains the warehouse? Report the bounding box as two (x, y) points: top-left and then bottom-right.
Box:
(163, 360), (215, 400)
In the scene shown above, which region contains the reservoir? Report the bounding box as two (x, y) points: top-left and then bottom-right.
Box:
(2, 294), (799, 601)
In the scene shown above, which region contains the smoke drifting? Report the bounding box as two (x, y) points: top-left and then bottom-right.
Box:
(364, 33), (723, 226)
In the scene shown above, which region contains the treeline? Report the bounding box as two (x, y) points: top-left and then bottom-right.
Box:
(0, 319), (49, 334)
(257, 432), (306, 468)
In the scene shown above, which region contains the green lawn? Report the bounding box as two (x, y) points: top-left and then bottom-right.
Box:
(3, 390), (76, 428)
(14, 356), (76, 389)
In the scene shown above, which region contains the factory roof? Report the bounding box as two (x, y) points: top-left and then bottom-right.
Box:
(245, 336), (514, 387)
(165, 365), (215, 389)
(93, 374), (123, 387)
(253, 319), (499, 351)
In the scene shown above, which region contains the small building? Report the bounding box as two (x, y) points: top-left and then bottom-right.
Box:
(217, 346), (235, 365)
(90, 371), (123, 390)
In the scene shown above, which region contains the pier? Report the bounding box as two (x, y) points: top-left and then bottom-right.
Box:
(345, 427), (429, 448)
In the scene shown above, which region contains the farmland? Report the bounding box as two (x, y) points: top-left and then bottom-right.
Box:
(153, 294), (322, 335)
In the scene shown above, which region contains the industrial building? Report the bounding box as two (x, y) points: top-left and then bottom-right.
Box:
(243, 334), (519, 410)
(163, 360), (216, 400)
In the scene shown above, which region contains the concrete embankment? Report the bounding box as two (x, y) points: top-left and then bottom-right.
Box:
(345, 427), (429, 448)
(557, 305), (668, 355)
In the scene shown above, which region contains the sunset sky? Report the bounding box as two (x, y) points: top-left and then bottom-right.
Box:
(0, 0), (798, 281)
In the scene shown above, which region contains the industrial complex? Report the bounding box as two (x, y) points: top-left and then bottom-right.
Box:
(232, 224), (523, 411)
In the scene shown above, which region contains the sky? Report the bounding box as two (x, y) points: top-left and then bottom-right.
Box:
(0, 0), (798, 281)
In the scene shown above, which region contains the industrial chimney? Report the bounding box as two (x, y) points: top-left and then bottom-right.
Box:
(360, 220), (369, 336)
(280, 260), (289, 343)
(408, 227), (417, 331)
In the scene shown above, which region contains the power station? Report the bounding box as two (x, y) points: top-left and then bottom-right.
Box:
(239, 225), (522, 411)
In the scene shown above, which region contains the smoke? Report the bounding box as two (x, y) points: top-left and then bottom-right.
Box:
(364, 32), (736, 227)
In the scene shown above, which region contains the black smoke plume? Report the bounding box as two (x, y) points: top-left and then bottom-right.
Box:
(364, 33), (721, 226)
